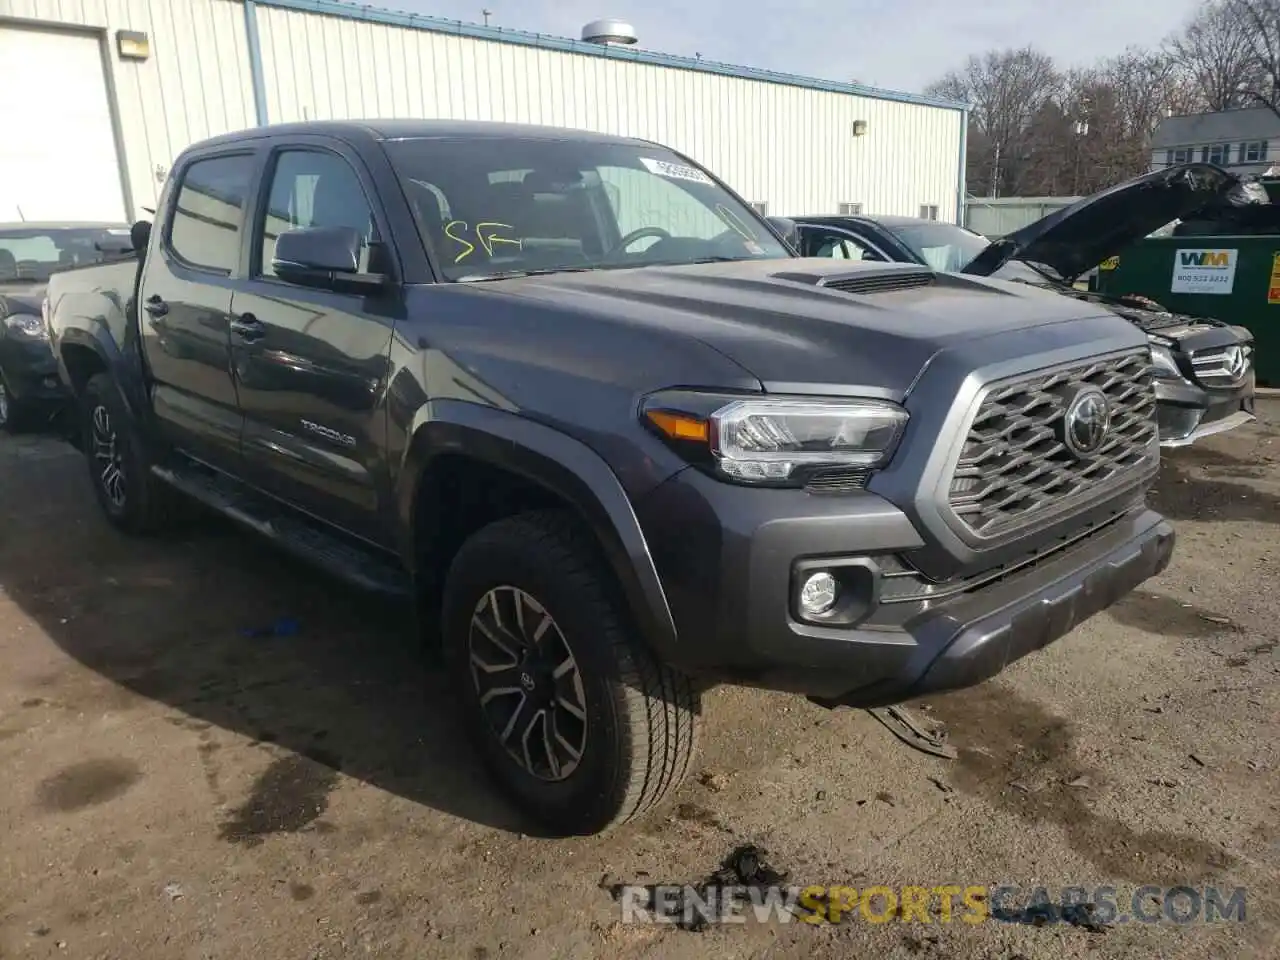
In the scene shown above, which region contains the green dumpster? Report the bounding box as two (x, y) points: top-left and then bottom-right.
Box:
(1095, 235), (1279, 386)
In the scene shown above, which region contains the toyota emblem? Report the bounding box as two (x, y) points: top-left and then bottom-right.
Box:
(1062, 386), (1111, 458)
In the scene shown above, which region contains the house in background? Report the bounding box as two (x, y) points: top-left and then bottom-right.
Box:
(1151, 106), (1280, 175)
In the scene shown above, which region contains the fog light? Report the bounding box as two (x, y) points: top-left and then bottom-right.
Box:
(799, 571), (838, 616)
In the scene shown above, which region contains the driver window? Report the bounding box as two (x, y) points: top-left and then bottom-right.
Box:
(596, 165), (728, 249)
(804, 229), (877, 261)
(259, 150), (375, 277)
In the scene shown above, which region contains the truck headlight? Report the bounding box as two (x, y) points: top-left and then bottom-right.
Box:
(3, 312), (47, 341)
(642, 393), (908, 485)
(1149, 343), (1180, 379)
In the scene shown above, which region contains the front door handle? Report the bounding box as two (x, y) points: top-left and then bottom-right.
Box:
(143, 295), (168, 318)
(230, 313), (265, 341)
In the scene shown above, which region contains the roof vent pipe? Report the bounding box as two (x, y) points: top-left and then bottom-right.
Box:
(581, 19), (638, 46)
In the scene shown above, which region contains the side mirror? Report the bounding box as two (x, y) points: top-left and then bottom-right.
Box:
(129, 220), (152, 255)
(272, 226), (386, 292)
(95, 229), (136, 256)
(767, 216), (801, 254)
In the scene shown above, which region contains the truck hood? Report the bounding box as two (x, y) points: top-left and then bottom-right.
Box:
(481, 258), (1137, 395)
(0, 283), (46, 317)
(964, 163), (1239, 282)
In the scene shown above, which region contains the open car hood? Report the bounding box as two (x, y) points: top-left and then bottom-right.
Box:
(963, 163), (1240, 281)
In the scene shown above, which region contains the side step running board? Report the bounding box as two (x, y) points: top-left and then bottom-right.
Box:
(151, 464), (411, 598)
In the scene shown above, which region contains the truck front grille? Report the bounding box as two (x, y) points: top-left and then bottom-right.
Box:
(946, 350), (1156, 540)
(1190, 343), (1253, 386)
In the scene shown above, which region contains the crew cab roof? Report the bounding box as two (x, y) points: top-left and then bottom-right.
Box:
(192, 119), (653, 151)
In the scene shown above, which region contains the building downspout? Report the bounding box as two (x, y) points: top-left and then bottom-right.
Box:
(244, 0), (270, 125)
(955, 105), (969, 226)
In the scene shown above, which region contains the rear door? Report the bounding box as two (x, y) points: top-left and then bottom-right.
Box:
(229, 138), (398, 546)
(142, 150), (260, 470)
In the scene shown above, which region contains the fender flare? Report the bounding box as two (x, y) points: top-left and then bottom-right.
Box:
(398, 400), (680, 659)
(55, 322), (147, 421)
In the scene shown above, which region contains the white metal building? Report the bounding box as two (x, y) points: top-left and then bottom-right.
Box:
(0, 0), (967, 226)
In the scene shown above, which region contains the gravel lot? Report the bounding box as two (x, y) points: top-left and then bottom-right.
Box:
(1, 403), (1277, 960)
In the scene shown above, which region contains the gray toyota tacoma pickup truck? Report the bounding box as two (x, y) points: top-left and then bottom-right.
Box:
(45, 120), (1175, 836)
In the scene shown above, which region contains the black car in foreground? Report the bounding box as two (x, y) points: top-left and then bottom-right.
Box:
(0, 221), (132, 430)
(791, 163), (1257, 448)
(47, 120), (1174, 835)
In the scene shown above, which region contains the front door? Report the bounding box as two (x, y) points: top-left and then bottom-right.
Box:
(797, 225), (886, 262)
(230, 143), (397, 546)
(141, 151), (257, 470)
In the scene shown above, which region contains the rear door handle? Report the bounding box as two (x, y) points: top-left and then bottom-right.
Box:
(143, 295), (168, 318)
(229, 313), (265, 341)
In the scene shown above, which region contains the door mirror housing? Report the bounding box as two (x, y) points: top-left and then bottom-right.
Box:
(94, 229), (136, 256)
(129, 220), (152, 255)
(271, 226), (387, 292)
(766, 216), (801, 254)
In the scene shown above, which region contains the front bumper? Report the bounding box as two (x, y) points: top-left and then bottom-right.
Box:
(636, 469), (1174, 706)
(0, 335), (65, 405)
(1155, 373), (1255, 447)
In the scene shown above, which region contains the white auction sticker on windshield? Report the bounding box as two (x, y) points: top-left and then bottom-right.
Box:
(641, 157), (713, 184)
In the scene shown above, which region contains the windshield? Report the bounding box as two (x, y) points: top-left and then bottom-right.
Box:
(883, 221), (991, 273)
(0, 226), (130, 282)
(993, 259), (1061, 284)
(383, 137), (790, 280)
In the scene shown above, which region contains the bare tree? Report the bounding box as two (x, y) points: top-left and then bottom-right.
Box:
(928, 2), (1280, 201)
(925, 47), (1061, 197)
(1226, 0), (1280, 109)
(1171, 0), (1261, 110)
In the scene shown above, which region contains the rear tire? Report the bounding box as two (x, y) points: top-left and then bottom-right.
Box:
(441, 509), (702, 836)
(80, 373), (177, 535)
(0, 374), (30, 434)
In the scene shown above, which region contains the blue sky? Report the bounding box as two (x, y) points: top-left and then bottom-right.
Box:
(391, 0), (1206, 93)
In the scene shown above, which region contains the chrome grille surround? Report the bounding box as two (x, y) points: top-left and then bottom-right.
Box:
(944, 349), (1157, 541)
(1190, 343), (1253, 387)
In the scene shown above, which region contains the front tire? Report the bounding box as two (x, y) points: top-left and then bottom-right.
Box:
(441, 509), (702, 836)
(80, 373), (175, 535)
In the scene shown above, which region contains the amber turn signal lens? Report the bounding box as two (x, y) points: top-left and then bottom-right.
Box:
(645, 409), (709, 443)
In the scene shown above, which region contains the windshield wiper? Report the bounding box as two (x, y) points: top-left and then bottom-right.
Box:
(455, 266), (600, 282)
(455, 255), (758, 282)
(638, 255), (755, 267)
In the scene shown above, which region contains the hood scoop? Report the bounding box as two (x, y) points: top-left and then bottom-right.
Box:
(772, 266), (937, 296)
(820, 270), (936, 295)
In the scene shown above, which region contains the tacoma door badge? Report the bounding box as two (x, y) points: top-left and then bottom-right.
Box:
(300, 419), (357, 448)
(1061, 386), (1110, 458)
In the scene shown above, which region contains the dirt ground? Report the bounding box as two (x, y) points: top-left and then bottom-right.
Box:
(1, 403), (1277, 960)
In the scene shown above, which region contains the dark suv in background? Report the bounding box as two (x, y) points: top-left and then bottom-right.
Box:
(0, 221), (131, 430)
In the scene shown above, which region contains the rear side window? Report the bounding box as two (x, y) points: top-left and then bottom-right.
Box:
(168, 154), (255, 273)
